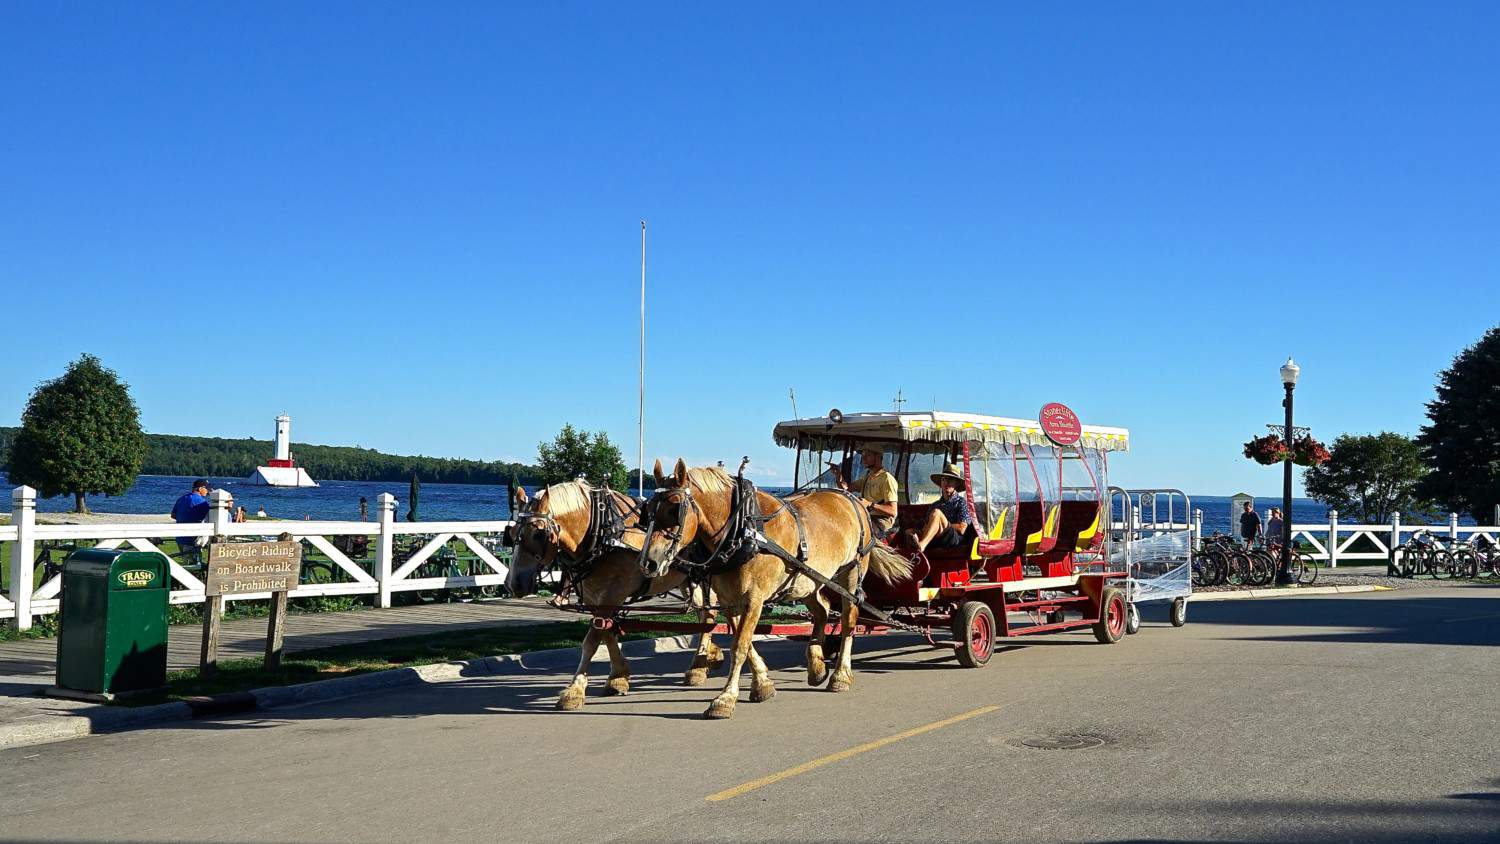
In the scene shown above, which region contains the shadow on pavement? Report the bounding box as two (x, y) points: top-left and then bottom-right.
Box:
(1142, 590), (1500, 647)
(1104, 785), (1500, 843)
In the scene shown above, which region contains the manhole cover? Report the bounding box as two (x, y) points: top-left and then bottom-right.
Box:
(1011, 734), (1106, 751)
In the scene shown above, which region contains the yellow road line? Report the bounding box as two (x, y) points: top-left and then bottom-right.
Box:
(705, 704), (1000, 802)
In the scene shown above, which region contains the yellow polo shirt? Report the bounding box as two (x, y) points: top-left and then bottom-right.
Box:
(856, 468), (898, 532)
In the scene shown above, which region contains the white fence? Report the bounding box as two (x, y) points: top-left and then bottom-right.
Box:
(1183, 506), (1500, 568)
(3, 486), (515, 631)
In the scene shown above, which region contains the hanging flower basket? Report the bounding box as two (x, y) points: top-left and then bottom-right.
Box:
(1243, 434), (1290, 465)
(1291, 435), (1331, 467)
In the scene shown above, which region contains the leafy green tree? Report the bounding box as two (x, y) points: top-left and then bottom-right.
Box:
(1417, 325), (1500, 524)
(7, 354), (148, 513)
(536, 424), (627, 489)
(1303, 432), (1431, 525)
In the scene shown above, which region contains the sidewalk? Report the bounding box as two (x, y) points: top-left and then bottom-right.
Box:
(0, 598), (569, 698)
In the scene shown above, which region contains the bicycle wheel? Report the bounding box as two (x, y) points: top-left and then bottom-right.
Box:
(1298, 552), (1319, 585)
(1193, 559), (1212, 587)
(1449, 550), (1475, 579)
(1225, 552), (1247, 586)
(1244, 552), (1271, 586)
(1484, 552), (1500, 578)
(1429, 551), (1451, 580)
(1280, 553), (1304, 585)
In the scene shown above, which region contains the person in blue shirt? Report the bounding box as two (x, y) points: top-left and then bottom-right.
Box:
(906, 463), (973, 552)
(171, 479), (212, 562)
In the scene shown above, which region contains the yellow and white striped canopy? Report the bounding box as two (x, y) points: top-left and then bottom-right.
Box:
(773, 411), (1129, 452)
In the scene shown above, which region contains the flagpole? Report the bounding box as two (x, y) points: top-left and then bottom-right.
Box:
(638, 220), (647, 499)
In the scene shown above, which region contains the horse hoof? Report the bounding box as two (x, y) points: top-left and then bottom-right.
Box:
(605, 677), (630, 696)
(750, 682), (776, 703)
(684, 669), (708, 686)
(828, 671), (852, 693)
(807, 660), (828, 687)
(556, 690), (585, 711)
(704, 696), (737, 719)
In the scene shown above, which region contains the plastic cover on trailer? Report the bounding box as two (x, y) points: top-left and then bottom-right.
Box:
(1109, 488), (1193, 604)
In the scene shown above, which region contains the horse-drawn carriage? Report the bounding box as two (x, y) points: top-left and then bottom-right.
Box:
(765, 405), (1132, 666)
(505, 402), (1158, 717)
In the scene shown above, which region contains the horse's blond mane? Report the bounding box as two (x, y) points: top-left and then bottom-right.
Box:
(684, 466), (733, 496)
(537, 481), (590, 521)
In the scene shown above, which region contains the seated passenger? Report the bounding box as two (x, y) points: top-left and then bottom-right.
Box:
(829, 446), (898, 536)
(905, 464), (972, 552)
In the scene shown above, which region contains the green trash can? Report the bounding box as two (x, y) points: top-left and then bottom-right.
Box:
(55, 549), (170, 697)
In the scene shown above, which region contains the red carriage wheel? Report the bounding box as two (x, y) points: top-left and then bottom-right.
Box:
(1093, 587), (1126, 644)
(953, 601), (996, 668)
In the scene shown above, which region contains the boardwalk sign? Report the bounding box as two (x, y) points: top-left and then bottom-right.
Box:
(206, 541), (302, 596)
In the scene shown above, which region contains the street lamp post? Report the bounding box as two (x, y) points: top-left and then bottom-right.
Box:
(1278, 357), (1300, 586)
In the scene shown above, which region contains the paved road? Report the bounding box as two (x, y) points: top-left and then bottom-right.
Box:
(2, 586), (1497, 843)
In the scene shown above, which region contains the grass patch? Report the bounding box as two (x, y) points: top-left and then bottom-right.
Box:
(131, 620), (669, 703)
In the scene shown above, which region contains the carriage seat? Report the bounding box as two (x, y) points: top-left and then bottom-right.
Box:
(1056, 501), (1103, 552)
(1015, 502), (1060, 556)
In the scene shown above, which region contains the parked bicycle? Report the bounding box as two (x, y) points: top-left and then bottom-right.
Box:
(1262, 541), (1318, 585)
(1394, 530), (1463, 579)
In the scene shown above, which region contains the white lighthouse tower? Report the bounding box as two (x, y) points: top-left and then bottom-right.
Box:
(247, 414), (319, 487)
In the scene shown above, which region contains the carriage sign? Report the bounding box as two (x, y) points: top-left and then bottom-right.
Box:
(206, 541), (302, 596)
(1039, 403), (1082, 446)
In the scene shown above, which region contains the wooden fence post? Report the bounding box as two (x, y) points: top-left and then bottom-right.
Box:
(10, 486), (36, 631)
(265, 590), (288, 671)
(375, 493), (396, 609)
(200, 594), (223, 678)
(1327, 509), (1339, 568)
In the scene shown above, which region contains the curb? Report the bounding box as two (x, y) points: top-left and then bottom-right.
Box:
(1189, 584), (1391, 602)
(0, 634), (703, 751)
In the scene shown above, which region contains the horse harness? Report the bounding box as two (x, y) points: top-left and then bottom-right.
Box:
(643, 473), (903, 627)
(510, 486), (648, 599)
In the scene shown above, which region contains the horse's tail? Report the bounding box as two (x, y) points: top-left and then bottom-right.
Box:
(866, 543), (915, 584)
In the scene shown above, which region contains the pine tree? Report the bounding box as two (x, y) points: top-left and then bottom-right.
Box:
(1416, 325), (1500, 524)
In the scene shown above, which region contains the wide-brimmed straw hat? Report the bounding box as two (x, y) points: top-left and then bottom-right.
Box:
(930, 463), (966, 491)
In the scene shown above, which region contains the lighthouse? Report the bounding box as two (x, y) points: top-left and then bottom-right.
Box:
(246, 414), (319, 487)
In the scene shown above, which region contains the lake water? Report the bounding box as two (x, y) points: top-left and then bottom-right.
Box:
(2, 472), (1470, 532)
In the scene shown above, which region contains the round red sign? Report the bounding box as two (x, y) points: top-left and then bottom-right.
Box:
(1039, 403), (1082, 446)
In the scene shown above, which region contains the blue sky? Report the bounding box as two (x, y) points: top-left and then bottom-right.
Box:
(2, 3), (1496, 496)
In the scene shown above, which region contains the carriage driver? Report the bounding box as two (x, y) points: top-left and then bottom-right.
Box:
(905, 463), (972, 553)
(829, 446), (899, 536)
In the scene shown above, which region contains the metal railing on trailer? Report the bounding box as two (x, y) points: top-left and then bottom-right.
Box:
(1108, 487), (1192, 630)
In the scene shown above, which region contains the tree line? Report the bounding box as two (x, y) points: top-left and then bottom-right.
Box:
(0, 426), (543, 487)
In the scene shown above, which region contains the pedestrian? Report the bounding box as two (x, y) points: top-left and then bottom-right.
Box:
(255, 505), (267, 518)
(1265, 507), (1284, 549)
(234, 505), (247, 523)
(171, 479), (212, 563)
(359, 496), (369, 521)
(1239, 501), (1262, 547)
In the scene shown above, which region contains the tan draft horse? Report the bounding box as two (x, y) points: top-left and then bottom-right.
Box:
(642, 460), (912, 720)
(505, 481), (722, 710)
